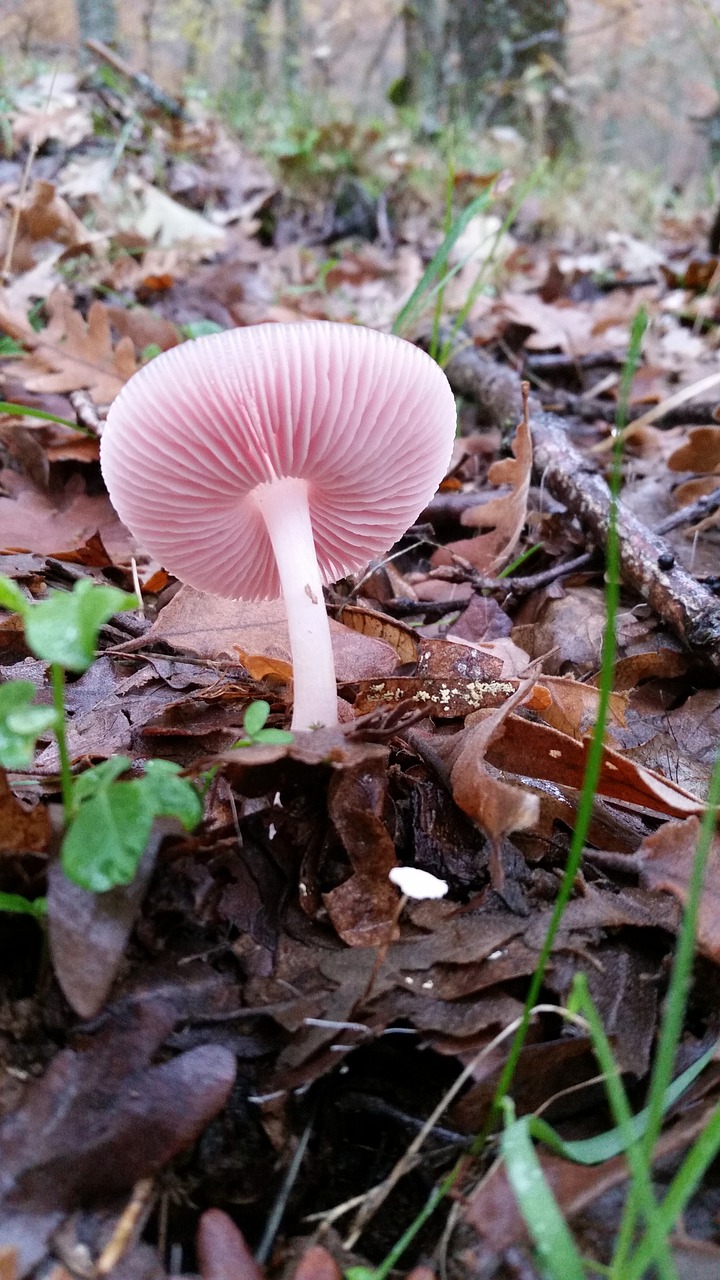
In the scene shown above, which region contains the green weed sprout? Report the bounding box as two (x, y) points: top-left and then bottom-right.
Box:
(0, 576), (203, 901)
(232, 699), (293, 748)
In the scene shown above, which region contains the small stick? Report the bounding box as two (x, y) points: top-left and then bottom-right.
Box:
(95, 1177), (155, 1275)
(654, 486), (720, 536)
(84, 39), (190, 120)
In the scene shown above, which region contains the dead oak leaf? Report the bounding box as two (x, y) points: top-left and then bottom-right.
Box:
(432, 417), (532, 574)
(4, 286), (137, 404)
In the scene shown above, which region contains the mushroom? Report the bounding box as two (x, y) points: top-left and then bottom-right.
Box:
(100, 322), (456, 730)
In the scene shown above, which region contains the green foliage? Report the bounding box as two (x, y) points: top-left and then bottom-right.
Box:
(0, 681), (58, 769)
(0, 891), (47, 919)
(0, 576), (137, 673)
(62, 757), (203, 893)
(181, 320), (225, 339)
(0, 400), (88, 433)
(501, 1097), (586, 1280)
(0, 575), (202, 895)
(0, 337), (23, 357)
(232, 700), (293, 747)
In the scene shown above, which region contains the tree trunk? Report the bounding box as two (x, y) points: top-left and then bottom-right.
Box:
(243, 0), (273, 86)
(281, 0), (302, 93)
(76, 0), (117, 47)
(403, 0), (442, 115)
(446, 0), (573, 152)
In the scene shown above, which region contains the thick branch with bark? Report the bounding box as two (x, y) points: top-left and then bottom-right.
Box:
(530, 412), (720, 672)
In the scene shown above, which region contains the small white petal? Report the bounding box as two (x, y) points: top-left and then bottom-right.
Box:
(389, 867), (449, 900)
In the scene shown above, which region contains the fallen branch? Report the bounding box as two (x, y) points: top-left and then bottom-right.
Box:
(530, 412), (720, 672)
(84, 39), (190, 121)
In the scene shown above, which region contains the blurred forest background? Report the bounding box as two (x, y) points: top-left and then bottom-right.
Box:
(4, 0), (720, 203)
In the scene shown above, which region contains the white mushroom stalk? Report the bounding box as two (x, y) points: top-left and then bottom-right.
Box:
(253, 476), (336, 730)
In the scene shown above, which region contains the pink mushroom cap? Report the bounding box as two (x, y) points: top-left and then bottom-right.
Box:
(100, 322), (456, 599)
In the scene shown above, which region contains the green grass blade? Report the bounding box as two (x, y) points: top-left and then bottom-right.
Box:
(570, 976), (677, 1280)
(626, 1102), (720, 1280)
(391, 189), (494, 337)
(501, 1099), (586, 1280)
(513, 1040), (717, 1167)
(0, 400), (92, 435)
(613, 741), (720, 1276)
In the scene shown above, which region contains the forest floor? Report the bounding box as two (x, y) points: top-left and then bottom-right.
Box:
(1, 59), (720, 1280)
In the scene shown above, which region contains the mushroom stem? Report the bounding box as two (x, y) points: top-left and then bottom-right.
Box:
(254, 477), (337, 731)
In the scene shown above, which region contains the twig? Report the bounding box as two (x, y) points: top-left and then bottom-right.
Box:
(255, 1109), (315, 1266)
(428, 550), (595, 599)
(84, 39), (190, 120)
(655, 486), (720, 536)
(95, 1178), (155, 1275)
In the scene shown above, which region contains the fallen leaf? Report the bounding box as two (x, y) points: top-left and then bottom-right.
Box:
(0, 1002), (236, 1276)
(486, 714), (707, 819)
(4, 286), (138, 404)
(148, 588), (399, 682)
(0, 472), (130, 559)
(432, 417), (532, 574)
(47, 822), (179, 1018)
(323, 751), (398, 947)
(338, 602), (419, 665)
(634, 817), (720, 962)
(668, 426), (720, 473)
(0, 770), (50, 854)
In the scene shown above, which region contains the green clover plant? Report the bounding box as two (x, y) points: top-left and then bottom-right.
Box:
(0, 576), (203, 905)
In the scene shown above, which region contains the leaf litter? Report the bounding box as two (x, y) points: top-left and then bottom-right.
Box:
(0, 66), (720, 1280)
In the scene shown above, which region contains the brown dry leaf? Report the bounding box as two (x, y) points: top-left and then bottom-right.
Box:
(0, 472), (130, 559)
(431, 417), (532, 574)
(353, 674), (550, 718)
(668, 426), (720, 473)
(672, 475), (720, 508)
(323, 752), (399, 946)
(103, 304), (181, 355)
(634, 817), (720, 961)
(0, 770), (50, 854)
(2, 180), (89, 275)
(4, 286), (138, 404)
(47, 826), (172, 1018)
(498, 291), (596, 352)
(487, 713), (706, 819)
(337, 603), (419, 665)
(0, 1002), (236, 1275)
(148, 588), (399, 682)
(431, 680), (541, 844)
(537, 674), (627, 741)
(513, 584), (607, 674)
(236, 650), (294, 683)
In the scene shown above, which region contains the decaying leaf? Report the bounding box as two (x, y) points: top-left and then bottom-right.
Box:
(4, 286), (137, 404)
(432, 417), (532, 573)
(0, 769), (50, 854)
(634, 817), (720, 962)
(148, 587), (399, 682)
